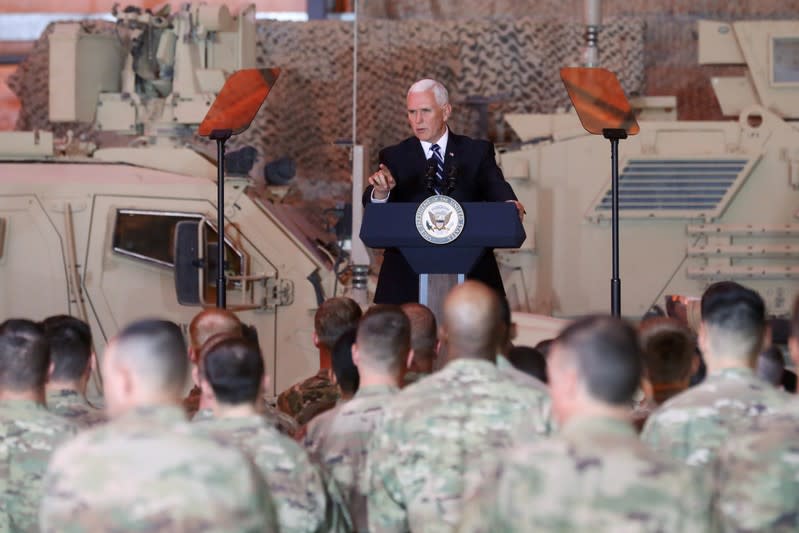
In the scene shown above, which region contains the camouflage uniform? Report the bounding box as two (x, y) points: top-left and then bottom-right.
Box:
(457, 416), (715, 532)
(367, 358), (551, 533)
(497, 353), (549, 390)
(304, 383), (399, 532)
(45, 389), (106, 428)
(193, 402), (299, 437)
(402, 371), (429, 387)
(0, 399), (77, 532)
(641, 367), (789, 467)
(714, 409), (799, 532)
(193, 413), (351, 533)
(278, 369), (340, 426)
(183, 384), (202, 418)
(40, 405), (278, 532)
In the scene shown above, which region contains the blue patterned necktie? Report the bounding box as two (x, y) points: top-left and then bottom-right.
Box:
(430, 143), (445, 194)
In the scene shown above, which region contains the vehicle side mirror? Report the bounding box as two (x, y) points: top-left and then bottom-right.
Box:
(174, 220), (203, 305)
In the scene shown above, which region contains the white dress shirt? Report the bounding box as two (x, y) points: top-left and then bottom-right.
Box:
(371, 128), (450, 203)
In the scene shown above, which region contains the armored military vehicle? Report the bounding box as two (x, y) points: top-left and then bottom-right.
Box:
(0, 4), (340, 395)
(496, 19), (799, 320)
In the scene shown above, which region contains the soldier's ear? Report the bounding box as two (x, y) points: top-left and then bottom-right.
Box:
(789, 337), (799, 369)
(47, 360), (55, 382)
(191, 364), (201, 388)
(312, 331), (320, 349)
(697, 323), (708, 356)
(406, 349), (415, 369)
(351, 343), (361, 367)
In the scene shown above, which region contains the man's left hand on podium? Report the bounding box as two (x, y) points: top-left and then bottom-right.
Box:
(506, 200), (526, 222)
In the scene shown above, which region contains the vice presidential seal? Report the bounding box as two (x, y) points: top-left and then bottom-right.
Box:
(415, 195), (465, 244)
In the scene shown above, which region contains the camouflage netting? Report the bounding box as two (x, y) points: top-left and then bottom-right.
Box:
(362, 0), (799, 121)
(8, 17), (645, 199)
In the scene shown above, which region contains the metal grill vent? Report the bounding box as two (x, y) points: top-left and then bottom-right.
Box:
(592, 158), (756, 219)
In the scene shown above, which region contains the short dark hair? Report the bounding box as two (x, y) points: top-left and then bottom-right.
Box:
(700, 281), (766, 360)
(554, 315), (642, 405)
(639, 318), (695, 385)
(535, 339), (553, 358)
(401, 303), (437, 360)
(508, 345), (547, 383)
(356, 305), (410, 372)
(315, 297), (362, 350)
(757, 346), (785, 386)
(792, 295), (799, 341)
(0, 319), (50, 391)
(331, 328), (359, 395)
(203, 337), (264, 405)
(113, 319), (188, 393)
(43, 316), (92, 382)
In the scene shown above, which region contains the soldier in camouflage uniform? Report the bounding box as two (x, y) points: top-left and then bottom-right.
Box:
(278, 297), (362, 425)
(642, 282), (788, 468)
(400, 303), (437, 386)
(457, 315), (714, 533)
(184, 308), (245, 418)
(40, 319), (278, 532)
(496, 295), (550, 392)
(0, 319), (77, 532)
(305, 305), (410, 531)
(194, 399), (300, 436)
(186, 309), (299, 436)
(631, 317), (696, 431)
(712, 296), (799, 532)
(192, 334), (351, 532)
(40, 315), (106, 428)
(366, 281), (551, 533)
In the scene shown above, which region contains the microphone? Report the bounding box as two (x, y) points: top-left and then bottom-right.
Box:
(424, 157), (437, 194)
(445, 161), (458, 195)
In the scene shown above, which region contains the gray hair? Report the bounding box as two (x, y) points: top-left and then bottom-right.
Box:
(408, 79), (449, 106)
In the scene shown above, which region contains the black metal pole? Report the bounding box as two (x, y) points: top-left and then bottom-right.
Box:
(603, 128), (627, 317)
(610, 136), (620, 317)
(211, 130), (232, 309)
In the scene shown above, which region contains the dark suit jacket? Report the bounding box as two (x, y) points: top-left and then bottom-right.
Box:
(363, 131), (517, 304)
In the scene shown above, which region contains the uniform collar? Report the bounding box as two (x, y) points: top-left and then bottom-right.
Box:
(707, 367), (757, 380)
(46, 389), (82, 400)
(560, 415), (637, 439)
(354, 383), (399, 398)
(0, 398), (47, 411)
(442, 357), (497, 374)
(116, 404), (187, 426)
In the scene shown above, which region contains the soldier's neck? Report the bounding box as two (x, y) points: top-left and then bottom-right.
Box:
(706, 356), (754, 373)
(215, 402), (258, 418)
(359, 372), (401, 389)
(319, 347), (333, 370)
(559, 401), (631, 427)
(0, 388), (45, 405)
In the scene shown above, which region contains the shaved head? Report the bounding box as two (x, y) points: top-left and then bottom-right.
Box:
(104, 319), (188, 414)
(442, 281), (502, 360)
(189, 309), (242, 354)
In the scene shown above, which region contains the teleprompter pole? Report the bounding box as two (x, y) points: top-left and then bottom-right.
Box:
(603, 128), (627, 317)
(210, 129), (232, 309)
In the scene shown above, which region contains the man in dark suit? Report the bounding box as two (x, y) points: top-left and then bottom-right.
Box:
(363, 79), (524, 304)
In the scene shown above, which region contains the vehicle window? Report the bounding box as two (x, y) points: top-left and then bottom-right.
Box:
(113, 209), (202, 267)
(112, 210), (244, 288)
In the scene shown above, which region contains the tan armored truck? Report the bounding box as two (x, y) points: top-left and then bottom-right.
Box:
(0, 4), (339, 395)
(497, 20), (799, 320)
